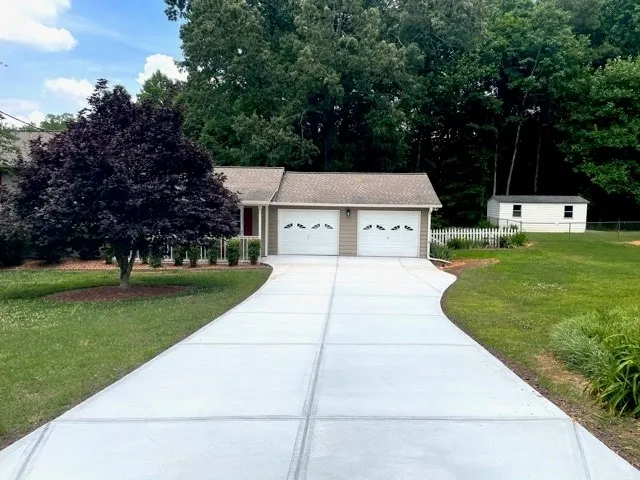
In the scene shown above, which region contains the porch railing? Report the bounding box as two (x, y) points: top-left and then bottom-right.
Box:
(160, 236), (261, 264)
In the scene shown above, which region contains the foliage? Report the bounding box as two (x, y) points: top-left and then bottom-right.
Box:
(551, 308), (640, 416)
(226, 238), (241, 266)
(138, 71), (184, 108)
(0, 268), (270, 442)
(149, 250), (164, 268)
(13, 80), (239, 288)
(173, 245), (186, 266)
(247, 238), (261, 265)
(39, 113), (74, 131)
(139, 245), (150, 264)
(0, 188), (28, 267)
(446, 238), (490, 250)
(208, 237), (221, 265)
(499, 232), (527, 248)
(430, 243), (454, 261)
(187, 243), (200, 267)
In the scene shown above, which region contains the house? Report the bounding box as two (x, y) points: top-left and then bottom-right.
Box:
(1, 131), (57, 188)
(487, 195), (589, 233)
(5, 131), (443, 258)
(216, 167), (442, 258)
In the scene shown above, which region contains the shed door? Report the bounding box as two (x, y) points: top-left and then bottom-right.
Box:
(278, 209), (339, 255)
(357, 211), (420, 257)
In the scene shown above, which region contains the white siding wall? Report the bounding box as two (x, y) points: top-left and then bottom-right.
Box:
(495, 202), (587, 232)
(486, 198), (500, 225)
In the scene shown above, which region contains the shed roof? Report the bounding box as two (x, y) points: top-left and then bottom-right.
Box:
(273, 172), (441, 206)
(491, 195), (589, 204)
(0, 131), (57, 168)
(214, 166), (285, 203)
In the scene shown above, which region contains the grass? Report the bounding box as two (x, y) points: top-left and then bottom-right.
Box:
(0, 267), (270, 446)
(443, 231), (640, 464)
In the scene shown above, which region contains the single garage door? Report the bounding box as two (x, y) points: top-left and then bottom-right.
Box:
(358, 210), (420, 257)
(278, 209), (340, 255)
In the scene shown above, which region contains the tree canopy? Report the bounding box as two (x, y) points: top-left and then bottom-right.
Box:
(164, 0), (640, 224)
(14, 80), (239, 287)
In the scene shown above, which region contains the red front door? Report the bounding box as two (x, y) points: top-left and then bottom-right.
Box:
(243, 207), (253, 236)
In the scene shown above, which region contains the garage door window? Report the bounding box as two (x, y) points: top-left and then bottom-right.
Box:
(363, 225), (372, 230)
(404, 226), (414, 231)
(325, 224), (334, 229)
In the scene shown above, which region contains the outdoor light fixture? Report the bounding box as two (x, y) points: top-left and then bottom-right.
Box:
(346, 209), (351, 217)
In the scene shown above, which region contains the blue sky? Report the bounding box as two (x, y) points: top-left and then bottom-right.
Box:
(0, 0), (184, 127)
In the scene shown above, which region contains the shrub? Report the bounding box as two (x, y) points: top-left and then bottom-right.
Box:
(551, 308), (640, 416)
(208, 238), (221, 265)
(148, 250), (163, 268)
(77, 245), (101, 261)
(139, 245), (150, 265)
(510, 232), (527, 247)
(0, 221), (28, 267)
(477, 218), (494, 229)
(430, 243), (453, 261)
(247, 239), (261, 265)
(187, 243), (200, 267)
(173, 245), (186, 266)
(226, 238), (240, 266)
(99, 244), (115, 264)
(447, 238), (469, 250)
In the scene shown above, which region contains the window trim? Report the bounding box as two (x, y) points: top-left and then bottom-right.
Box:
(564, 205), (574, 219)
(512, 204), (522, 218)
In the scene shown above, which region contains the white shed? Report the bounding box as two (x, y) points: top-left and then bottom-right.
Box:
(487, 195), (589, 233)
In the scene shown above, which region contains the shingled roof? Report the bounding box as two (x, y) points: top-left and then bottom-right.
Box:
(273, 172), (441, 206)
(491, 195), (589, 204)
(0, 131), (57, 168)
(214, 166), (285, 203)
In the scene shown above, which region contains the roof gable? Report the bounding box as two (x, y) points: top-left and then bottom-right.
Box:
(214, 166), (285, 203)
(273, 172), (441, 206)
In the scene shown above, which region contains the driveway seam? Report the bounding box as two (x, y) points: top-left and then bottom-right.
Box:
(573, 421), (594, 480)
(14, 423), (51, 480)
(288, 258), (339, 480)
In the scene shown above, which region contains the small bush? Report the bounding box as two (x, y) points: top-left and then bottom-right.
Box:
(430, 243), (454, 261)
(447, 238), (469, 250)
(477, 218), (494, 229)
(208, 238), (221, 265)
(173, 245), (186, 266)
(226, 238), (240, 266)
(187, 244), (200, 267)
(0, 223), (28, 267)
(77, 245), (101, 261)
(247, 239), (261, 265)
(139, 245), (150, 265)
(148, 250), (163, 268)
(551, 308), (640, 416)
(99, 244), (115, 264)
(511, 232), (527, 247)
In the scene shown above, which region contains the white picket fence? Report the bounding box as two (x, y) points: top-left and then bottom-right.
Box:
(431, 227), (517, 248)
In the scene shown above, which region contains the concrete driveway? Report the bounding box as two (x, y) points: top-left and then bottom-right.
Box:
(1, 256), (638, 479)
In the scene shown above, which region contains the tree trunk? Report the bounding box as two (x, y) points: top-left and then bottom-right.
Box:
(323, 107), (334, 171)
(117, 250), (137, 289)
(533, 127), (542, 194)
(492, 134), (499, 196)
(505, 121), (522, 196)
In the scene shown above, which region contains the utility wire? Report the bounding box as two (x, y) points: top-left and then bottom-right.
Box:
(0, 109), (48, 132)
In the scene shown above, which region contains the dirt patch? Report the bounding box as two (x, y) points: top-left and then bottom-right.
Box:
(440, 258), (499, 276)
(12, 259), (268, 271)
(627, 240), (640, 246)
(535, 352), (589, 391)
(45, 285), (190, 302)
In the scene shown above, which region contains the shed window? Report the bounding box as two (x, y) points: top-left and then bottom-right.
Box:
(564, 205), (574, 218)
(512, 205), (522, 218)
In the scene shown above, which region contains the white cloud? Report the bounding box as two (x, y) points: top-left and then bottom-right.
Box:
(44, 77), (94, 107)
(0, 0), (77, 52)
(136, 54), (187, 85)
(0, 98), (45, 128)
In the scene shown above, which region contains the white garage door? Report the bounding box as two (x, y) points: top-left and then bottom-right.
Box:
(358, 210), (420, 257)
(278, 209), (340, 255)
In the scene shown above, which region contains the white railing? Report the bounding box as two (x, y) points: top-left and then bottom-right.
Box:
(431, 227), (518, 248)
(160, 236), (260, 264)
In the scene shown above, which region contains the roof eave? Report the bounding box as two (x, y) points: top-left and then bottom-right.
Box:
(270, 202), (442, 209)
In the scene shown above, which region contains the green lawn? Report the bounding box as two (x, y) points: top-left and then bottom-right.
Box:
(443, 231), (640, 464)
(0, 268), (270, 447)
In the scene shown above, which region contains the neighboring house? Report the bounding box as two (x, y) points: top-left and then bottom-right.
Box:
(487, 195), (589, 232)
(0, 131), (56, 188)
(217, 167), (442, 258)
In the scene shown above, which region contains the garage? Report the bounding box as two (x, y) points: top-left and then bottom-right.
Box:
(278, 209), (340, 255)
(357, 210), (420, 257)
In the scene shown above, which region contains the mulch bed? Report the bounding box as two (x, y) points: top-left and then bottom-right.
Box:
(45, 285), (190, 302)
(439, 258), (499, 276)
(12, 259), (268, 271)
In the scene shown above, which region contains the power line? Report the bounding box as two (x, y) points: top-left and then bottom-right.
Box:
(0, 109), (48, 132)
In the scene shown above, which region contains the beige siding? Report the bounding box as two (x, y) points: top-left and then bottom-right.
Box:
(269, 206), (430, 258)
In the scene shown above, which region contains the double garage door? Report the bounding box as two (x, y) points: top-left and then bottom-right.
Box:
(278, 209), (420, 257)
